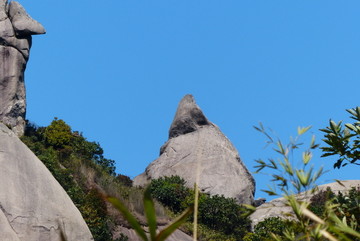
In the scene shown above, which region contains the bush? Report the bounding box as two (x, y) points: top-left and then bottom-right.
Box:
(309, 187), (335, 217)
(197, 194), (251, 239)
(149, 176), (191, 213)
(149, 175), (251, 240)
(44, 118), (73, 149)
(243, 217), (288, 241)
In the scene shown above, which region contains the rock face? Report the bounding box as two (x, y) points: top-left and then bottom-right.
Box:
(0, 0), (45, 136)
(250, 180), (360, 227)
(0, 123), (94, 240)
(134, 95), (255, 204)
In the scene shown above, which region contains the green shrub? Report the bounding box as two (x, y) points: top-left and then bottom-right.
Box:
(149, 175), (251, 240)
(149, 176), (191, 213)
(309, 187), (335, 217)
(44, 118), (73, 149)
(197, 194), (251, 239)
(244, 217), (288, 241)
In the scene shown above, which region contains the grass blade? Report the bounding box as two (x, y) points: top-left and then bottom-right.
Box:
(144, 187), (157, 240)
(156, 207), (193, 241)
(107, 197), (148, 241)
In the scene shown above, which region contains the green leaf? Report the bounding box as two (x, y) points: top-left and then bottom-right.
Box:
(156, 207), (193, 241)
(297, 126), (312, 135)
(261, 189), (277, 196)
(345, 123), (357, 132)
(276, 140), (285, 155)
(144, 188), (157, 240)
(107, 197), (148, 241)
(302, 151), (312, 165)
(346, 108), (357, 117)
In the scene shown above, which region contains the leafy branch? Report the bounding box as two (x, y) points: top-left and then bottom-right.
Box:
(320, 107), (360, 169)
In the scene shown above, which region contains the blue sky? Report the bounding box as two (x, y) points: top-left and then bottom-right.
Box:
(22, 0), (359, 200)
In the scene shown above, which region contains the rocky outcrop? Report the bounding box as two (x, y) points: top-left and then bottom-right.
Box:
(0, 0), (45, 136)
(250, 180), (360, 227)
(0, 123), (94, 240)
(134, 95), (255, 204)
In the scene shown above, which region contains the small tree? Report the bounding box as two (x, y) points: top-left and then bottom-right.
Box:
(44, 118), (72, 149)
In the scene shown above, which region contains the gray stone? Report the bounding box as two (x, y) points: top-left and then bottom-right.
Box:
(134, 95), (255, 204)
(8, 1), (46, 36)
(169, 94), (209, 139)
(250, 180), (360, 227)
(0, 0), (7, 20)
(0, 123), (94, 241)
(0, 0), (45, 136)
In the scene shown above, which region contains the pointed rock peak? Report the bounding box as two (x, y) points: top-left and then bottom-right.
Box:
(169, 94), (210, 138)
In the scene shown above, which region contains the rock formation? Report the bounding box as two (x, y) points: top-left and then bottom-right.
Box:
(134, 94), (255, 204)
(0, 123), (94, 240)
(250, 180), (360, 227)
(0, 0), (45, 136)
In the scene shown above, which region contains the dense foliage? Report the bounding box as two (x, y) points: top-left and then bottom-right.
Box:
(310, 186), (360, 237)
(243, 217), (288, 241)
(149, 176), (191, 213)
(321, 107), (360, 169)
(254, 124), (360, 240)
(149, 175), (251, 240)
(21, 118), (128, 241)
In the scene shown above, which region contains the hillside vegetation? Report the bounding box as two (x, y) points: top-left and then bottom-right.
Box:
(20, 118), (253, 241)
(21, 118), (135, 241)
(20, 109), (360, 241)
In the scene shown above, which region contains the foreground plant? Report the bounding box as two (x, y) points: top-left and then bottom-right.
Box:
(108, 187), (193, 241)
(321, 106), (360, 169)
(254, 124), (360, 241)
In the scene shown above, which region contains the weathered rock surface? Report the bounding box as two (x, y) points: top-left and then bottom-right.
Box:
(250, 180), (360, 227)
(0, 123), (94, 240)
(0, 0), (45, 136)
(134, 94), (255, 204)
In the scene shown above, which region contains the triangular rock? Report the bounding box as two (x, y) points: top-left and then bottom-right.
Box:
(134, 95), (255, 204)
(169, 94), (209, 139)
(0, 123), (94, 240)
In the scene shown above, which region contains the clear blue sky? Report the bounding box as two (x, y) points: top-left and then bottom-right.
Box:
(23, 0), (359, 200)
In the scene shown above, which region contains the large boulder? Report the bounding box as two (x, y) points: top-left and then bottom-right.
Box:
(0, 0), (45, 136)
(134, 94), (255, 204)
(0, 123), (94, 240)
(250, 180), (360, 227)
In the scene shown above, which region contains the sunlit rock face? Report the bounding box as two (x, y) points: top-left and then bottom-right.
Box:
(0, 0), (45, 136)
(250, 180), (360, 228)
(134, 94), (256, 205)
(0, 123), (94, 241)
